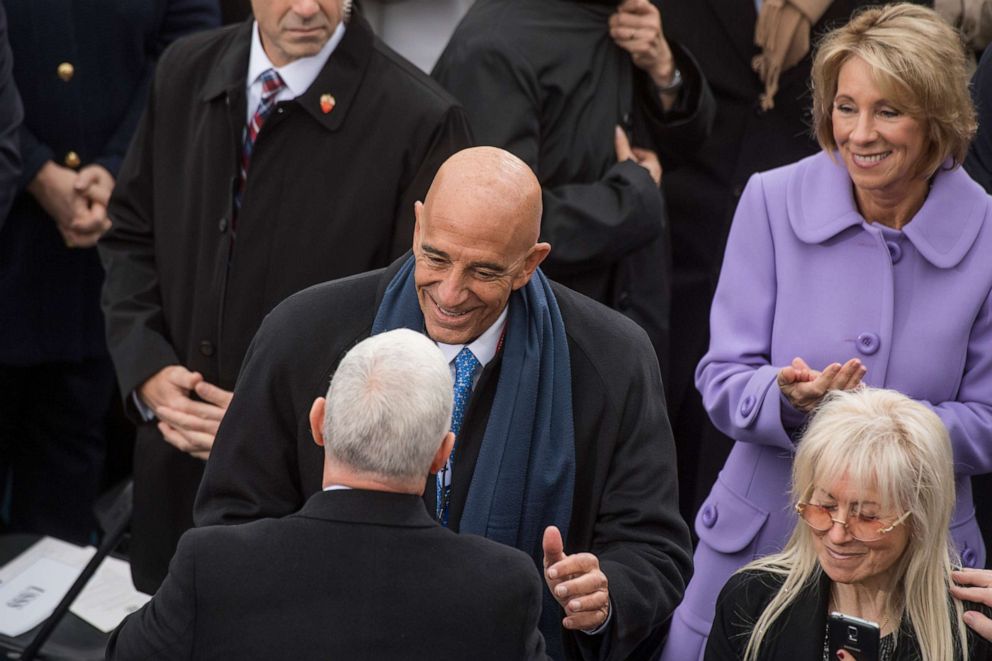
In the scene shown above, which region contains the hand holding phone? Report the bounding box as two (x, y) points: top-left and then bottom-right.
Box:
(828, 612), (880, 661)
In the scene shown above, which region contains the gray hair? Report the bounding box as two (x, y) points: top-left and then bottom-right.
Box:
(323, 329), (453, 482)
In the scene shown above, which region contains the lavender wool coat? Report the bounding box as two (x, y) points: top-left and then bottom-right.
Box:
(661, 150), (992, 661)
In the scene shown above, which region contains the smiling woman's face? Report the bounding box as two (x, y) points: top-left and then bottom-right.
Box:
(809, 476), (911, 591)
(832, 56), (928, 202)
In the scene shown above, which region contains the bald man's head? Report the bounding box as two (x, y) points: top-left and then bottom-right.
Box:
(412, 147), (550, 345)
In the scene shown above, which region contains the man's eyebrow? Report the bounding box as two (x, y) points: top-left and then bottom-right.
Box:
(421, 242), (507, 273)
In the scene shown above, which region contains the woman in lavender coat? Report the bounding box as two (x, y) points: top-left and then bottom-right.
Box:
(662, 5), (992, 659)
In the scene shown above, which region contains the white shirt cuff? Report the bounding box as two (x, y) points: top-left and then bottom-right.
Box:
(132, 391), (156, 422)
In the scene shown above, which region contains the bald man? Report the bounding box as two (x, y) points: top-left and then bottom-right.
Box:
(196, 147), (691, 660)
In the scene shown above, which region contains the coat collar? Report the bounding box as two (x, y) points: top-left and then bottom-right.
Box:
(786, 151), (989, 268)
(292, 488), (439, 528)
(200, 14), (376, 133)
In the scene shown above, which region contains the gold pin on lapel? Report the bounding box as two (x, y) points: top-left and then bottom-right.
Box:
(320, 93), (335, 114)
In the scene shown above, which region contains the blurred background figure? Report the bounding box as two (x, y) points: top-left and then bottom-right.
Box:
(0, 2), (21, 227)
(363, 0), (474, 72)
(664, 4), (992, 658)
(657, 0), (903, 530)
(433, 0), (715, 378)
(706, 388), (992, 661)
(0, 0), (219, 545)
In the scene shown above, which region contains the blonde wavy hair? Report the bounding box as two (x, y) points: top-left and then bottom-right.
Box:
(810, 3), (976, 178)
(740, 388), (968, 661)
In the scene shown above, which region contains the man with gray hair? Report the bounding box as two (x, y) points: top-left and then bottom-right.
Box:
(106, 329), (546, 660)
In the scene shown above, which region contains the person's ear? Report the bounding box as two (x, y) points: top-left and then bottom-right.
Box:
(309, 397), (327, 447)
(429, 431), (456, 473)
(512, 242), (551, 290)
(413, 201), (424, 250)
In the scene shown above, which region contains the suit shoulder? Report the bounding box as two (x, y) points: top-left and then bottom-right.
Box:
(259, 268), (383, 336)
(369, 38), (463, 114)
(552, 280), (657, 368)
(157, 24), (240, 78)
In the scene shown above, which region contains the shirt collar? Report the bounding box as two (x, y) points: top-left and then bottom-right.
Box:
(435, 306), (508, 368)
(247, 20), (345, 97)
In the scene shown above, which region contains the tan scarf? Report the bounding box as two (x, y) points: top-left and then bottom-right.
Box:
(753, 0), (833, 110)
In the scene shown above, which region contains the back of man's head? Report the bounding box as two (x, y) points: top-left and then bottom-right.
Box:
(322, 329), (453, 485)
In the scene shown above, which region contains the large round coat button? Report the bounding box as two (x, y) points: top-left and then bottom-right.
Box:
(701, 504), (718, 528)
(962, 547), (978, 568)
(63, 151), (81, 168)
(57, 62), (74, 81)
(856, 332), (880, 356)
(886, 241), (902, 264)
(199, 340), (215, 357)
(740, 395), (756, 417)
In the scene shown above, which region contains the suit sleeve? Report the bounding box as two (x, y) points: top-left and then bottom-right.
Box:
(100, 63), (182, 417)
(0, 3), (22, 228)
(432, 33), (668, 275)
(389, 103), (474, 259)
(694, 172), (800, 452)
(193, 298), (321, 525)
(105, 532), (198, 660)
(566, 325), (693, 661)
(95, 0), (219, 177)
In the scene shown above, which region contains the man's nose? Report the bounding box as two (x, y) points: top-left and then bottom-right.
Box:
(292, 0), (320, 19)
(435, 272), (467, 307)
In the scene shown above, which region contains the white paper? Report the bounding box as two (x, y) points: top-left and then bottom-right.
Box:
(0, 536), (151, 635)
(70, 555), (151, 633)
(0, 557), (80, 637)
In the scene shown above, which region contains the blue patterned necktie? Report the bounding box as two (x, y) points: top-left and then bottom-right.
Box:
(436, 347), (482, 526)
(235, 69), (286, 214)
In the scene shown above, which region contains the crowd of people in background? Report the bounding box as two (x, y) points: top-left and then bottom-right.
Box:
(3, 0), (992, 659)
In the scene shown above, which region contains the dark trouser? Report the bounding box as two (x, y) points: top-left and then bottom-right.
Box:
(0, 359), (113, 544)
(129, 423), (204, 593)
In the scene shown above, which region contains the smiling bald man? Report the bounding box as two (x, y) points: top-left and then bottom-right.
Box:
(196, 147), (691, 660)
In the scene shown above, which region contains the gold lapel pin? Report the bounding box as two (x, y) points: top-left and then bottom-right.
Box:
(320, 93), (336, 114)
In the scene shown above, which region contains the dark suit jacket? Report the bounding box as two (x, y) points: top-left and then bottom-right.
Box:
(99, 15), (472, 591)
(0, 0), (219, 365)
(705, 569), (992, 661)
(432, 0), (715, 373)
(107, 489), (547, 660)
(0, 2), (22, 229)
(195, 258), (693, 661)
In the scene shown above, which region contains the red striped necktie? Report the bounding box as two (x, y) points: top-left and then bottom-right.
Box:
(234, 69), (286, 215)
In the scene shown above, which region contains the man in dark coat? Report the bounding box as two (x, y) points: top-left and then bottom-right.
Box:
(656, 0), (889, 524)
(432, 0), (714, 376)
(196, 147), (692, 661)
(0, 0), (219, 544)
(108, 329), (547, 661)
(99, 0), (472, 592)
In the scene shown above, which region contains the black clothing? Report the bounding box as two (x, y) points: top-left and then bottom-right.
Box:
(0, 2), (21, 227)
(432, 0), (715, 372)
(195, 259), (693, 661)
(706, 569), (992, 661)
(100, 15), (472, 591)
(108, 489), (547, 660)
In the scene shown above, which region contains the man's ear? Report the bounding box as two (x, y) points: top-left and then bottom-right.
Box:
(413, 201), (424, 248)
(309, 397), (327, 447)
(513, 242), (551, 290)
(429, 431), (456, 474)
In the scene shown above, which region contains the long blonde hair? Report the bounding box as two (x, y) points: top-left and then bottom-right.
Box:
(740, 388), (968, 661)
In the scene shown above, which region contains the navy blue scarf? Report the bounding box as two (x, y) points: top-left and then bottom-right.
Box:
(372, 256), (576, 653)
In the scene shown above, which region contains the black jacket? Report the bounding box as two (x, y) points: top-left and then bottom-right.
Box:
(432, 0), (715, 373)
(195, 258), (693, 661)
(99, 15), (473, 592)
(108, 489), (548, 660)
(0, 0), (218, 365)
(706, 569), (992, 661)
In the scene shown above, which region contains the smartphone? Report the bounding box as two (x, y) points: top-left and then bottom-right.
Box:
(828, 612), (880, 661)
